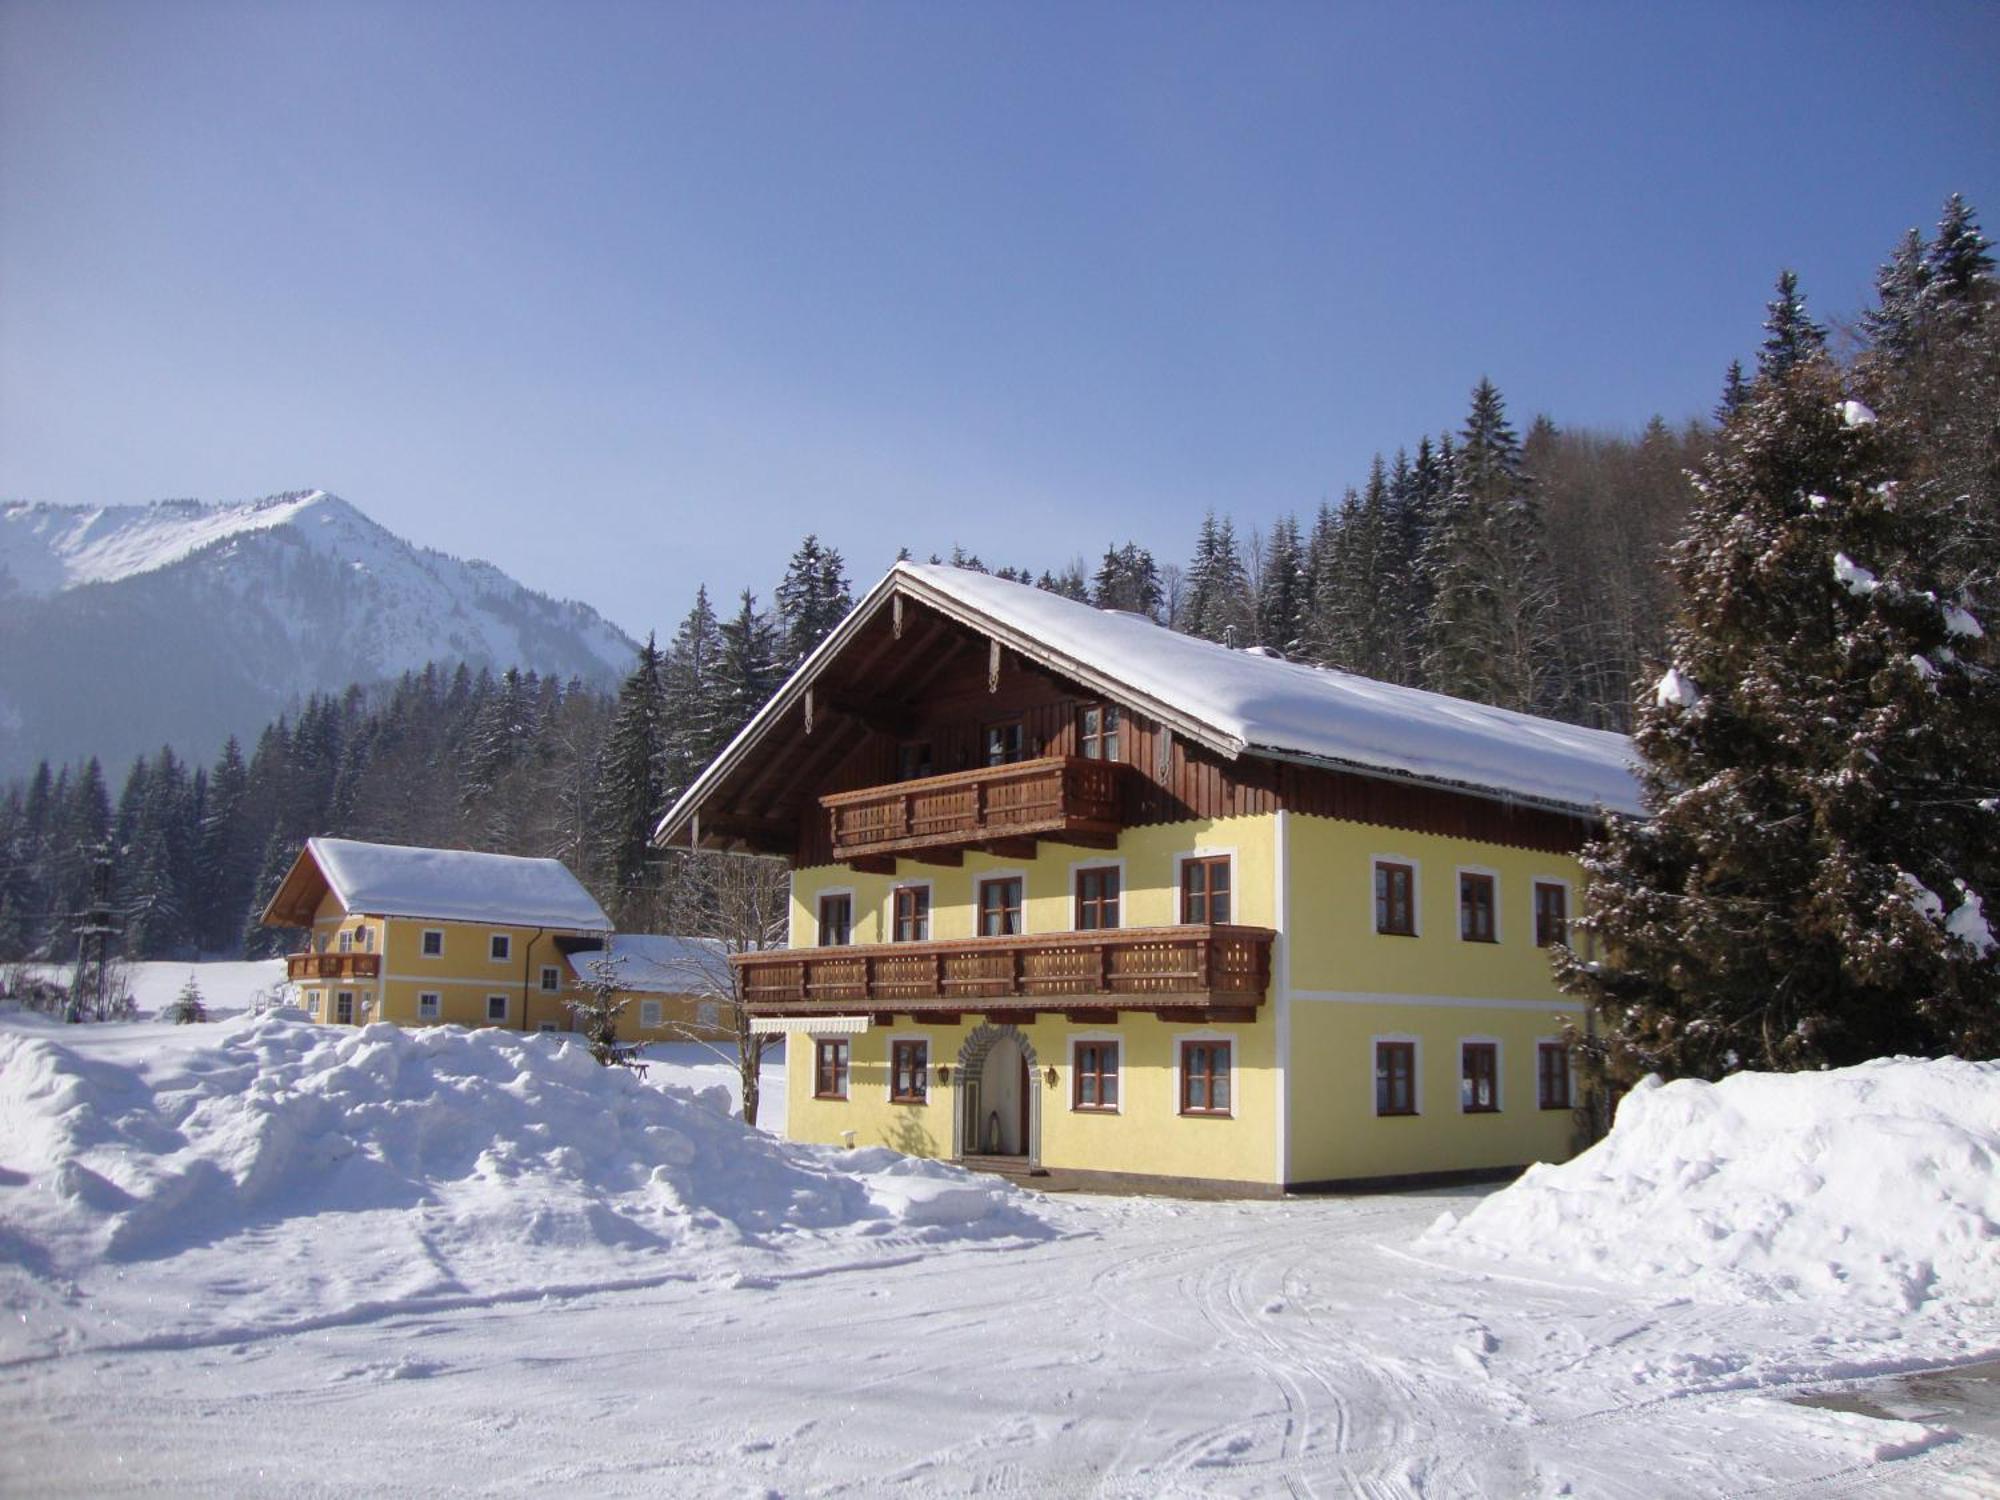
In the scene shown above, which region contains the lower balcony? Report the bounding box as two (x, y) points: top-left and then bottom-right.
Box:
(286, 952), (382, 981)
(732, 925), (1273, 1019)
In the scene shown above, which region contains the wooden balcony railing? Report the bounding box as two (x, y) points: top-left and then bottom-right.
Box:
(822, 755), (1127, 864)
(732, 925), (1273, 1017)
(287, 952), (382, 981)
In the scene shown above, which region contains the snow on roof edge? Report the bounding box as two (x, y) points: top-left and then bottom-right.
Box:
(308, 837), (613, 931)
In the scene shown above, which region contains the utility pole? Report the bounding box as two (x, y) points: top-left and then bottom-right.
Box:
(67, 839), (121, 1023)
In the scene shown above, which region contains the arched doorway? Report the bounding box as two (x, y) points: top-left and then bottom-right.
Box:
(954, 1023), (1040, 1166)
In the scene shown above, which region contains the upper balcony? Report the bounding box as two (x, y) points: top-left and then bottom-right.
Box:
(733, 924), (1273, 1020)
(822, 755), (1127, 868)
(286, 952), (382, 982)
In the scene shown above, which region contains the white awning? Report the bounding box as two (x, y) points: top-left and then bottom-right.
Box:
(749, 1015), (872, 1036)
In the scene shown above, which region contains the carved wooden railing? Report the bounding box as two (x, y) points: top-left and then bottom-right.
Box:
(822, 755), (1127, 862)
(732, 925), (1272, 1016)
(286, 952), (383, 981)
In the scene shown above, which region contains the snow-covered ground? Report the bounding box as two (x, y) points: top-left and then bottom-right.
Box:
(2, 1002), (1995, 1496)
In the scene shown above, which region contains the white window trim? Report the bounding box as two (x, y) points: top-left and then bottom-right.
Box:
(306, 990), (322, 1016)
(1372, 1031), (1423, 1117)
(887, 878), (936, 942)
(1371, 853), (1423, 937)
(420, 928), (445, 958)
(337, 930), (352, 953)
(1173, 846), (1240, 925)
(489, 933), (513, 962)
(1171, 1026), (1239, 1119)
(1535, 1034), (1579, 1110)
(1531, 875), (1575, 948)
(1068, 858), (1127, 931)
(485, 994), (510, 1023)
(813, 885), (857, 946)
(1067, 1029), (1123, 1114)
(539, 964), (562, 993)
(417, 991), (441, 1020)
(638, 997), (663, 1029)
(1455, 864), (1503, 944)
(974, 867), (1030, 936)
(1459, 1035), (1504, 1113)
(885, 1031), (933, 1104)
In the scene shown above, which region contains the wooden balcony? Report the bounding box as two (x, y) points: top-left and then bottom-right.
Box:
(732, 924), (1273, 1019)
(822, 755), (1127, 867)
(286, 952), (382, 981)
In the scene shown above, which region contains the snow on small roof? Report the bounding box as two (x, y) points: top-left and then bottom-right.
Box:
(657, 562), (1643, 844)
(307, 838), (613, 931)
(565, 934), (728, 993)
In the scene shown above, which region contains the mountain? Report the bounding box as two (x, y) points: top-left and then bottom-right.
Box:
(0, 490), (639, 779)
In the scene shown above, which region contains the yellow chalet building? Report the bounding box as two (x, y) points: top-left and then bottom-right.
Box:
(656, 562), (1643, 1196)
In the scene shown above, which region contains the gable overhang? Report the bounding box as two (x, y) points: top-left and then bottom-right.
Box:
(651, 565), (1248, 852)
(259, 843), (335, 929)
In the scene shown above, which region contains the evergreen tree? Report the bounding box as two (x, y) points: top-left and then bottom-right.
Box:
(1254, 514), (1308, 655)
(1182, 512), (1253, 644)
(1091, 543), (1163, 618)
(1757, 269), (1827, 381)
(1860, 228), (1932, 365)
(1036, 561), (1090, 601)
(715, 589), (783, 743)
(593, 637), (670, 925)
(660, 587), (727, 803)
(775, 534), (852, 665)
(1558, 345), (2000, 1080)
(1715, 359), (1751, 424)
(1420, 380), (1560, 711)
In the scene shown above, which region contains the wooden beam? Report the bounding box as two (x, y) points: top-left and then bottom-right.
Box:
(1064, 1009), (1117, 1025)
(904, 848), (964, 868)
(982, 1009), (1034, 1025)
(1204, 1006), (1259, 1023)
(824, 694), (919, 737)
(848, 855), (897, 875)
(980, 837), (1037, 860)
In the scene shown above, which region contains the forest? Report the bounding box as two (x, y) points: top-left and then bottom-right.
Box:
(0, 196), (1990, 978)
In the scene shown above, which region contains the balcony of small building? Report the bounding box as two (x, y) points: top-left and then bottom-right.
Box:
(285, 952), (382, 982)
(732, 924), (1273, 1022)
(822, 755), (1129, 870)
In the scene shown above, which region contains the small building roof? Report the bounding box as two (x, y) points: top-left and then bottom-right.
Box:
(260, 837), (613, 931)
(565, 934), (729, 994)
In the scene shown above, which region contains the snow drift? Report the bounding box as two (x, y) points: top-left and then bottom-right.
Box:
(0, 1015), (1056, 1359)
(1421, 1057), (2000, 1312)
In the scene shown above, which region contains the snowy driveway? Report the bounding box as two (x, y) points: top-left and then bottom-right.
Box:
(6, 1187), (1995, 1497)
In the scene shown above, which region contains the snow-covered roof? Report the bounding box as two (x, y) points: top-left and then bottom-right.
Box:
(657, 562), (1643, 842)
(293, 838), (613, 931)
(565, 934), (729, 993)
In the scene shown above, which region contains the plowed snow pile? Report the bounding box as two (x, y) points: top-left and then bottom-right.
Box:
(0, 1014), (1056, 1359)
(1422, 1057), (2000, 1311)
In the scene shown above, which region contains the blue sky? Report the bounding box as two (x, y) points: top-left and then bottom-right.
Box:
(3, 1), (1995, 643)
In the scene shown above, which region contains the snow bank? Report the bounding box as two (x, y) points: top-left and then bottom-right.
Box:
(0, 1015), (1055, 1357)
(1421, 1058), (2000, 1312)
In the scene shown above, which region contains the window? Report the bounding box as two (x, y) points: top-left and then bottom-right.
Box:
(1534, 882), (1569, 948)
(490, 933), (512, 962)
(421, 929), (444, 957)
(540, 965), (562, 993)
(336, 991), (354, 1024)
(1461, 1042), (1499, 1113)
(1459, 873), (1497, 943)
(898, 741), (934, 782)
(985, 720), (1024, 766)
(814, 1038), (850, 1099)
(486, 994), (509, 1022)
(1079, 704), (1121, 761)
(357, 926), (373, 952)
(1073, 1042), (1120, 1111)
(1075, 867), (1120, 930)
(1375, 861), (1416, 936)
(1181, 1041), (1231, 1115)
(890, 1040), (929, 1103)
(1182, 855), (1231, 924)
(418, 992), (440, 1020)
(337, 930), (352, 954)
(978, 877), (1023, 937)
(306, 990), (321, 1017)
(697, 1001), (720, 1029)
(640, 999), (663, 1028)
(1376, 1041), (1416, 1116)
(818, 893), (853, 946)
(893, 885), (930, 942)
(1539, 1043), (1573, 1110)
(538, 1023), (558, 1034)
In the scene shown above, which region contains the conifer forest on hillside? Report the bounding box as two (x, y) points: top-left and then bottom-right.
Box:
(2, 196), (1994, 1070)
